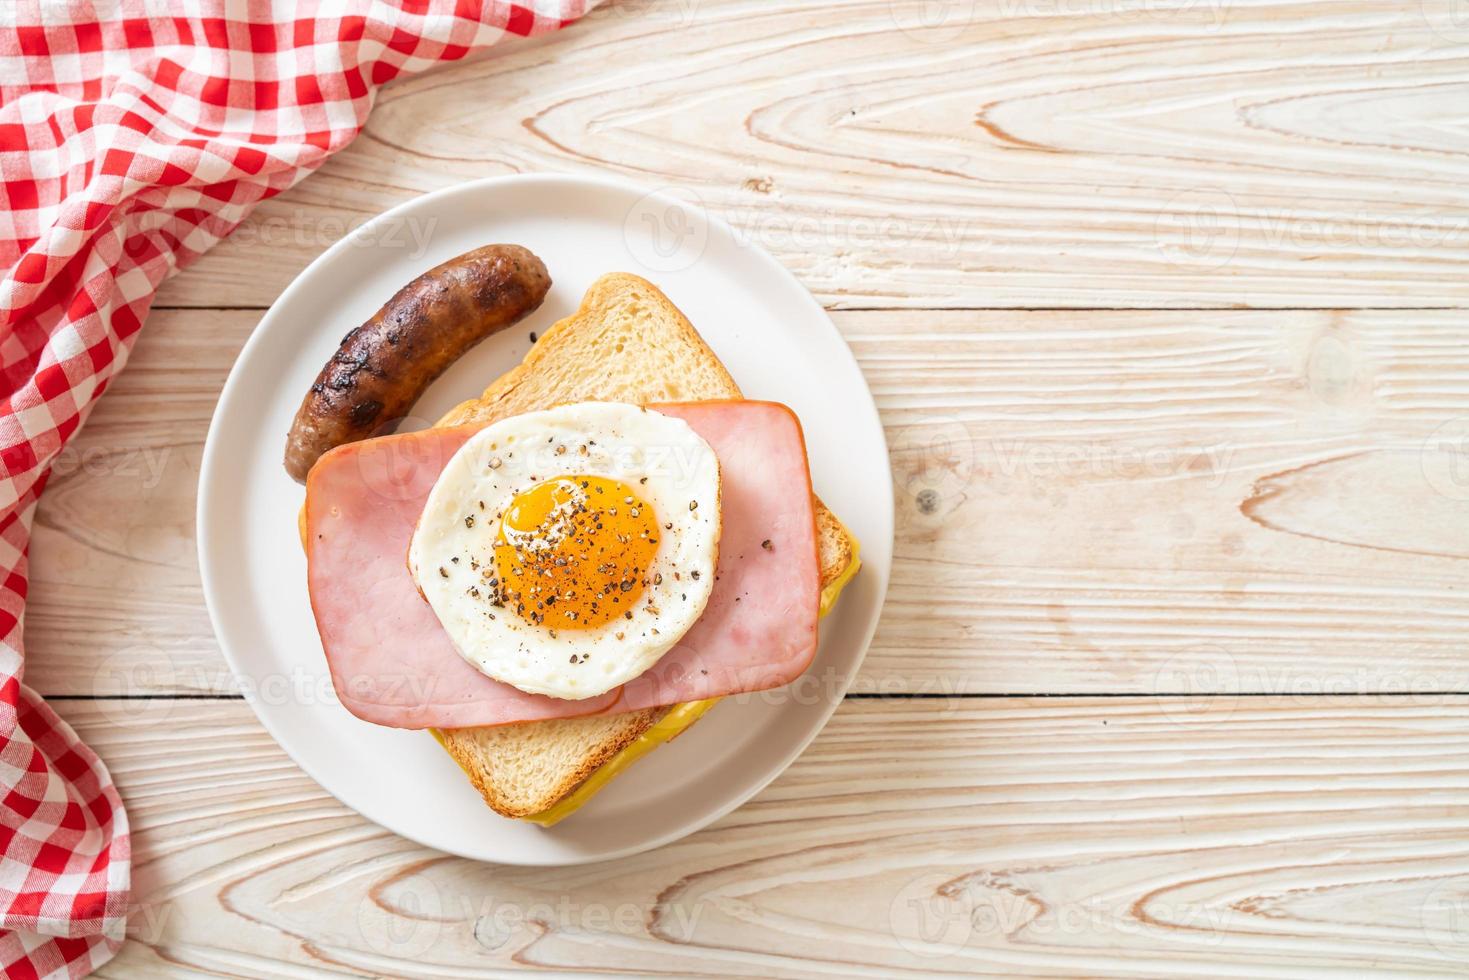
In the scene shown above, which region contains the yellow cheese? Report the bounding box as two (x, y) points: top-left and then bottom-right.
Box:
(521, 528), (862, 826)
(819, 536), (861, 619)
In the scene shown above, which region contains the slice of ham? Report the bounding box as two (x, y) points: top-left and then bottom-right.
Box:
(305, 401), (820, 729)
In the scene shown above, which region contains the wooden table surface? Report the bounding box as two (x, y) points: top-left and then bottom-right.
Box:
(31, 2), (1469, 975)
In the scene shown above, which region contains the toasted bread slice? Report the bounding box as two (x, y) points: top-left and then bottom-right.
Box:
(434, 273), (858, 819)
(432, 707), (666, 817)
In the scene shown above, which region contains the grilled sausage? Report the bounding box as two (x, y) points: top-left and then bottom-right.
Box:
(283, 244), (550, 482)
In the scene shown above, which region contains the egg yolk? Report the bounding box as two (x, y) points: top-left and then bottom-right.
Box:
(492, 475), (659, 631)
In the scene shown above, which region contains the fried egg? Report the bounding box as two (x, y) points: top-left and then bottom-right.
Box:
(408, 401), (720, 700)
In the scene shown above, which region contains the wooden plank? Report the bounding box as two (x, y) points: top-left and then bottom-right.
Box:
(150, 0), (1469, 311)
(62, 696), (1469, 977)
(25, 310), (237, 699)
(25, 307), (1469, 697)
(865, 307), (1469, 696)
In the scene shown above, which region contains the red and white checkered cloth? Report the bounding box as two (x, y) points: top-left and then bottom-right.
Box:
(0, 2), (597, 976)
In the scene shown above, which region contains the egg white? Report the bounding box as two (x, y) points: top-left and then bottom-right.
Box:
(408, 401), (721, 700)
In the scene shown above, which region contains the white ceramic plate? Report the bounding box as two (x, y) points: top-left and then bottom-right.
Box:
(197, 173), (892, 865)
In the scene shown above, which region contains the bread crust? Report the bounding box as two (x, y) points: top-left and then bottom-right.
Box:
(435, 272), (740, 428)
